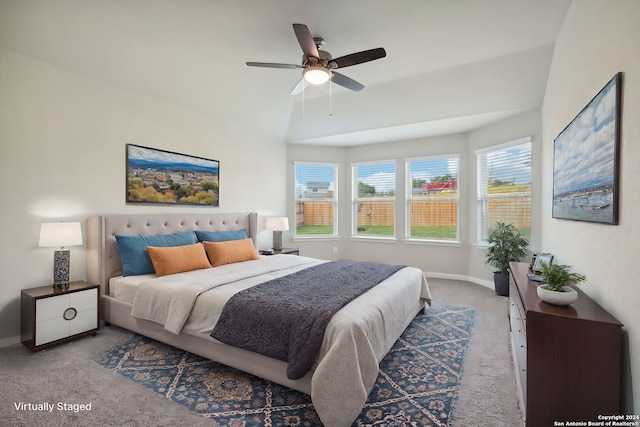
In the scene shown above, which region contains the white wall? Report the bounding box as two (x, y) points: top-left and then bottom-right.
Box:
(0, 48), (286, 344)
(541, 1), (640, 412)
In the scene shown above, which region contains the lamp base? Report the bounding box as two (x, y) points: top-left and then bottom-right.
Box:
(53, 249), (71, 289)
(272, 231), (283, 251)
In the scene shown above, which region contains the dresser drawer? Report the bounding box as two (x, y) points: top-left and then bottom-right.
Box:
(509, 278), (528, 405)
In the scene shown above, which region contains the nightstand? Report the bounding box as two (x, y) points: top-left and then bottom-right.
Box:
(260, 248), (300, 256)
(21, 281), (100, 352)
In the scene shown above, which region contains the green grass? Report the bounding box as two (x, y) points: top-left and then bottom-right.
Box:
(409, 226), (457, 239)
(517, 227), (531, 240)
(355, 226), (395, 237)
(296, 225), (334, 235)
(297, 224), (530, 240)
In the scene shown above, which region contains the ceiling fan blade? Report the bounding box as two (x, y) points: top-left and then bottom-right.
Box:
(290, 79), (305, 96)
(330, 47), (386, 69)
(246, 62), (302, 69)
(293, 23), (320, 59)
(331, 72), (364, 92)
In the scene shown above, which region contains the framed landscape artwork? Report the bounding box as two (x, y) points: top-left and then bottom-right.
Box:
(552, 72), (622, 224)
(126, 144), (219, 206)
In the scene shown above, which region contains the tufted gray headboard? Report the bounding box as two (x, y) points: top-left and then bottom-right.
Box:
(86, 213), (258, 295)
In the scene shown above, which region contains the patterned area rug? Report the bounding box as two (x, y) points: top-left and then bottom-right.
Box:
(94, 302), (474, 426)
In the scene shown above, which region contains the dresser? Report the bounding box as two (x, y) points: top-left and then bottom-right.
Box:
(509, 262), (622, 426)
(21, 281), (100, 351)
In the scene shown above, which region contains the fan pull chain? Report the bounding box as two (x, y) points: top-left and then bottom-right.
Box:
(301, 80), (305, 118)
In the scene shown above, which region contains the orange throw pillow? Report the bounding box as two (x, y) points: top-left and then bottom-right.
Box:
(203, 238), (259, 267)
(146, 243), (212, 277)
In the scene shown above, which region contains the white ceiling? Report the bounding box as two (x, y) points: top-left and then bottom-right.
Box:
(0, 0), (572, 146)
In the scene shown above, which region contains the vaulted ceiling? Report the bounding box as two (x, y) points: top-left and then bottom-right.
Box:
(0, 0), (572, 146)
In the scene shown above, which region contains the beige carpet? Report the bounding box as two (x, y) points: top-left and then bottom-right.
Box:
(430, 279), (524, 427)
(0, 278), (523, 426)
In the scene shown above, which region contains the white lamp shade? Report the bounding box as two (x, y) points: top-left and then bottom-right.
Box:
(303, 66), (330, 85)
(39, 222), (83, 248)
(265, 217), (289, 231)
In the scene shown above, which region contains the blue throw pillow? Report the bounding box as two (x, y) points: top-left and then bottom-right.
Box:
(195, 229), (248, 243)
(115, 231), (197, 276)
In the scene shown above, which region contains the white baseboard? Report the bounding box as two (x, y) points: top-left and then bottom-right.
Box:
(423, 271), (495, 290)
(0, 335), (21, 349)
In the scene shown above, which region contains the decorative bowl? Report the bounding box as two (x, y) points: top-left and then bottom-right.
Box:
(537, 284), (578, 306)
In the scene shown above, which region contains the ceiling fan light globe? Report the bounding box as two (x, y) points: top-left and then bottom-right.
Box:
(303, 66), (330, 85)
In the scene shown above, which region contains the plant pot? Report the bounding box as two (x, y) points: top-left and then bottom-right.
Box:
(493, 272), (510, 296)
(537, 284), (578, 306)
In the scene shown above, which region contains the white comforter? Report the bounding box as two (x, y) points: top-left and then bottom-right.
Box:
(130, 255), (431, 427)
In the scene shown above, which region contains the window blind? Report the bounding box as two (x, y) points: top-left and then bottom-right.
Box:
(406, 154), (459, 241)
(352, 160), (396, 237)
(294, 162), (338, 236)
(477, 138), (532, 242)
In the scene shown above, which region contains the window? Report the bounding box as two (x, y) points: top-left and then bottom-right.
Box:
(352, 160), (396, 238)
(477, 137), (532, 243)
(406, 154), (459, 241)
(294, 162), (338, 237)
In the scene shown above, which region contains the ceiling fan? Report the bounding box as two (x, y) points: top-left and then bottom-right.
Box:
(246, 23), (386, 95)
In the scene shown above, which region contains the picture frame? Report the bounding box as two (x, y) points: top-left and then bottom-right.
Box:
(126, 144), (219, 206)
(532, 253), (554, 273)
(552, 72), (622, 224)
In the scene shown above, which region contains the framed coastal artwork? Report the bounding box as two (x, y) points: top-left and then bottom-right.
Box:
(552, 72), (622, 224)
(126, 144), (220, 206)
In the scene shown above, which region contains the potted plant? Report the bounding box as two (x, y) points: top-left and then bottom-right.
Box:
(537, 262), (586, 306)
(485, 222), (529, 296)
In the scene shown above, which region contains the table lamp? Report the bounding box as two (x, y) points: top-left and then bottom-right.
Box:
(39, 222), (83, 288)
(265, 217), (289, 251)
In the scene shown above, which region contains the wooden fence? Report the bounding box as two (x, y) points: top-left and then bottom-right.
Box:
(296, 201), (334, 226)
(485, 198), (531, 228)
(296, 198), (530, 228)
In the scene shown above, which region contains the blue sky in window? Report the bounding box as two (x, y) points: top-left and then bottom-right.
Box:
(486, 146), (531, 184)
(356, 162), (396, 193)
(409, 158), (458, 183)
(295, 165), (335, 197)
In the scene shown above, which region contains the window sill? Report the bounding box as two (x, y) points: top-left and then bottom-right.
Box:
(404, 238), (462, 247)
(293, 236), (340, 242)
(350, 236), (398, 244)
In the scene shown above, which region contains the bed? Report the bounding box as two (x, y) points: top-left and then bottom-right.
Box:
(86, 213), (431, 426)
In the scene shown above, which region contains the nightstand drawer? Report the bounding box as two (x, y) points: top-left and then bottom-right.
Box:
(34, 288), (98, 346)
(36, 311), (99, 346)
(69, 307), (98, 336)
(36, 294), (71, 322)
(36, 316), (70, 346)
(22, 282), (100, 351)
(36, 288), (97, 322)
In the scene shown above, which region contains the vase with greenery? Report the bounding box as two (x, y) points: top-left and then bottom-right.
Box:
(485, 222), (529, 296)
(539, 262), (586, 291)
(537, 262), (586, 305)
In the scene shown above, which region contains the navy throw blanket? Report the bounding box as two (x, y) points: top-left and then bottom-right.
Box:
(211, 259), (405, 379)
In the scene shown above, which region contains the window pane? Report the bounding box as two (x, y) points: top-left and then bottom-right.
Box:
(407, 156), (459, 240)
(352, 161), (395, 237)
(478, 141), (531, 241)
(295, 163), (337, 236)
